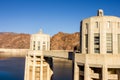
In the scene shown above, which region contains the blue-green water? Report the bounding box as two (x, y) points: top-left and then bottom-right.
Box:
(0, 58), (72, 80)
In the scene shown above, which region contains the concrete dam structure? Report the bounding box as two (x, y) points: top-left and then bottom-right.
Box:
(1, 9), (120, 80)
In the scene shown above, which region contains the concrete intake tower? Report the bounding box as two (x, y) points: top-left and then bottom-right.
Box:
(24, 30), (53, 80)
(74, 9), (120, 80)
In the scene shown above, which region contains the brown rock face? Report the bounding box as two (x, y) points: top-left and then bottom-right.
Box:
(0, 32), (80, 50)
(50, 32), (80, 50)
(0, 32), (30, 49)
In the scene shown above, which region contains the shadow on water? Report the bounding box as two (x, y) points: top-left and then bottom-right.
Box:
(53, 59), (72, 80)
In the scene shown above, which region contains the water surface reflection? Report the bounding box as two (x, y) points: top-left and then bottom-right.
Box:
(0, 58), (72, 80)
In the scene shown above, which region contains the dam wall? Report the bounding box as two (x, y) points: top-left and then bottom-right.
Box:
(0, 48), (29, 58)
(0, 48), (74, 59)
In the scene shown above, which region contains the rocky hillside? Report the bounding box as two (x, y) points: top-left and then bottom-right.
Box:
(0, 32), (30, 49)
(0, 32), (80, 50)
(51, 32), (80, 50)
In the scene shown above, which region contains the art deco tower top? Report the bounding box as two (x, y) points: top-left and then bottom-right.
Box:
(80, 9), (120, 54)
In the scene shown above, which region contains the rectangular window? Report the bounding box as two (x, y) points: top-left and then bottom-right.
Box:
(106, 33), (112, 53)
(43, 41), (45, 44)
(85, 23), (88, 33)
(42, 45), (46, 51)
(95, 22), (99, 28)
(38, 46), (40, 50)
(33, 41), (35, 50)
(107, 21), (110, 28)
(38, 41), (40, 45)
(118, 22), (120, 28)
(86, 23), (88, 29)
(38, 41), (40, 50)
(85, 34), (88, 53)
(118, 34), (120, 53)
(94, 33), (100, 53)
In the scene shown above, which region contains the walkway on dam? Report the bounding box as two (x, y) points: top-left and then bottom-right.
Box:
(0, 48), (74, 59)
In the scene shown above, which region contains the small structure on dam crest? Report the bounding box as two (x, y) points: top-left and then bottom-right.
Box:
(24, 29), (53, 80)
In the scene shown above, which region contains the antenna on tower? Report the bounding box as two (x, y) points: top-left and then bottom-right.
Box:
(38, 29), (43, 34)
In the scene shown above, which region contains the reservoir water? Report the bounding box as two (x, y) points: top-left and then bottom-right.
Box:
(0, 58), (72, 80)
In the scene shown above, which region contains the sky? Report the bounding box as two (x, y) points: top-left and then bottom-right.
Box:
(0, 0), (120, 36)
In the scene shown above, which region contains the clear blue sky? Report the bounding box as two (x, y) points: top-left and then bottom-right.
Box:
(0, 0), (120, 36)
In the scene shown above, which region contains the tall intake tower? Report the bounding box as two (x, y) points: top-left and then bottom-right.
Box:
(74, 9), (120, 80)
(24, 30), (53, 80)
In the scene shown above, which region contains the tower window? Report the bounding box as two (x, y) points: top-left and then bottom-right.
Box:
(118, 34), (120, 53)
(94, 33), (100, 53)
(95, 22), (99, 28)
(43, 41), (45, 44)
(33, 41), (36, 50)
(38, 41), (40, 50)
(118, 22), (120, 28)
(85, 23), (88, 28)
(85, 34), (88, 53)
(106, 33), (112, 53)
(85, 23), (88, 33)
(107, 21), (110, 28)
(42, 45), (46, 51)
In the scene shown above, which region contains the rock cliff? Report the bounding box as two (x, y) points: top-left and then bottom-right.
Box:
(50, 32), (80, 50)
(0, 32), (30, 49)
